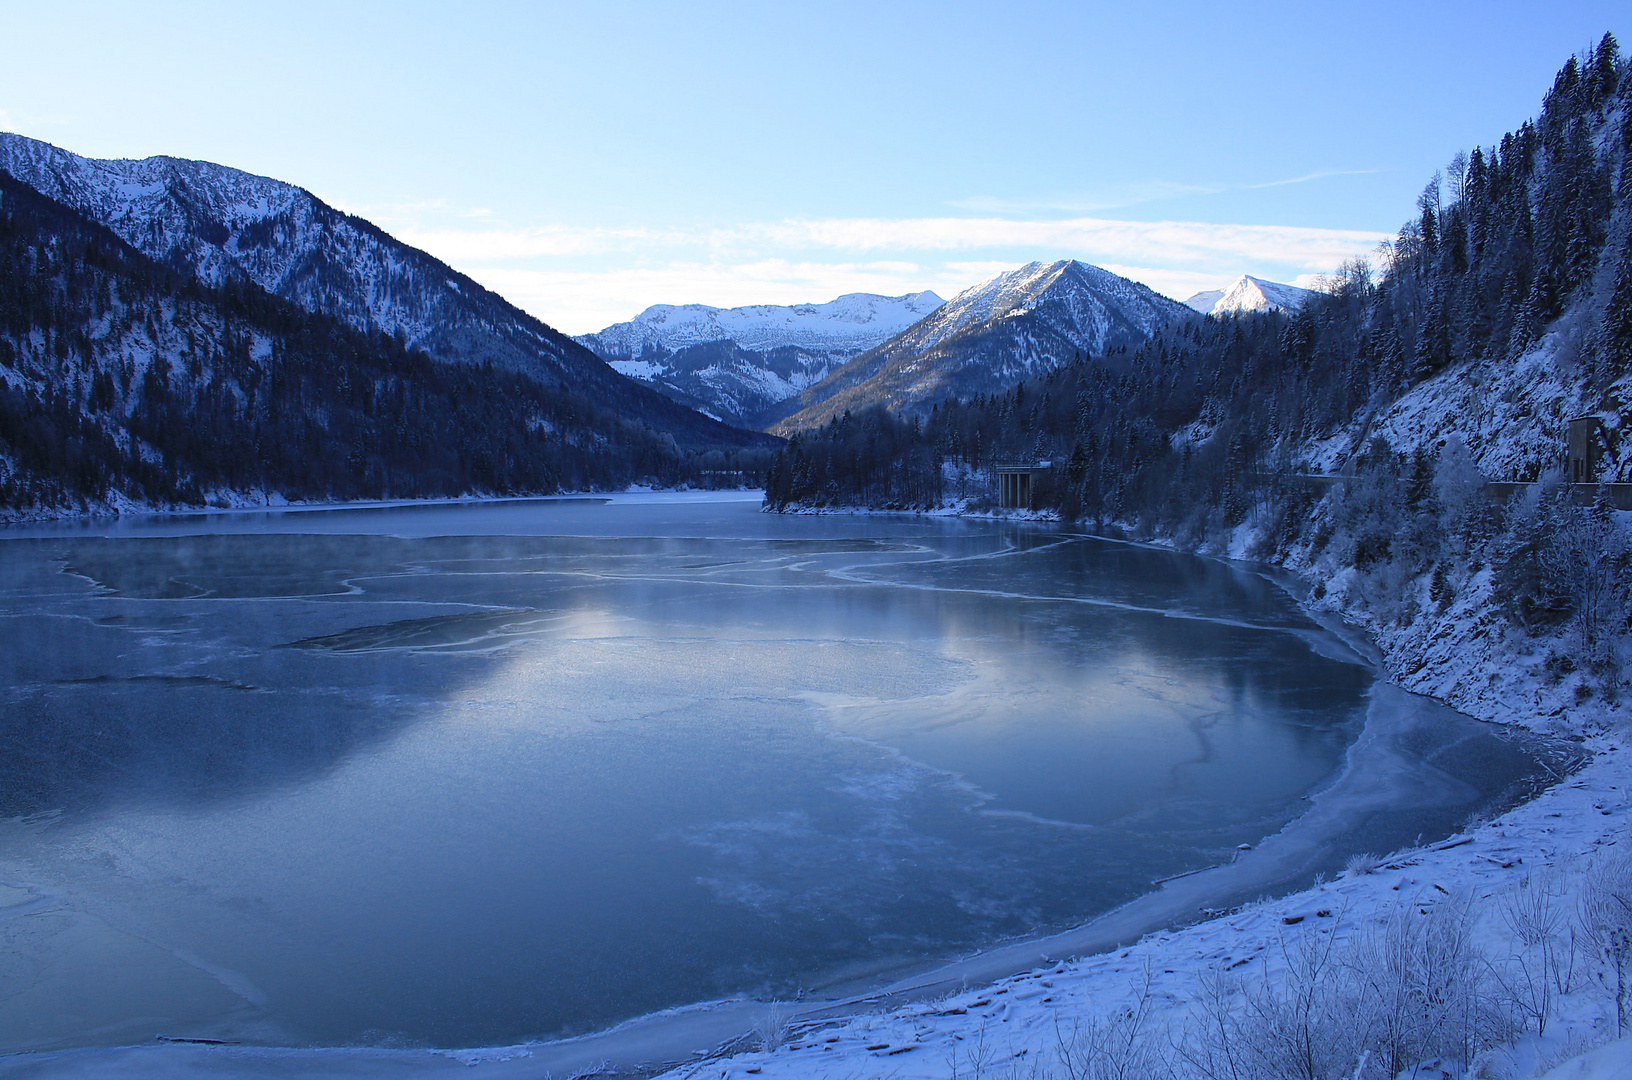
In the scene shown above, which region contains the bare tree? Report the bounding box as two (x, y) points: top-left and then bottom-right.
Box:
(1447, 151), (1470, 206)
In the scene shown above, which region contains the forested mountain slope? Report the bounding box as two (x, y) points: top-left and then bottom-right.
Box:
(0, 133), (766, 452)
(0, 172), (760, 514)
(766, 35), (1632, 723)
(765, 260), (1190, 433)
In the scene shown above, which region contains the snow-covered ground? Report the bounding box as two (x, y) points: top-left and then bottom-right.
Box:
(1300, 323), (1632, 487)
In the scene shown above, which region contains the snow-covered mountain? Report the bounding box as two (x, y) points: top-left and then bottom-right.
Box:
(575, 291), (943, 428)
(769, 260), (1191, 431)
(579, 291), (943, 358)
(1184, 274), (1311, 316)
(0, 133), (758, 449)
(0, 169), (729, 511)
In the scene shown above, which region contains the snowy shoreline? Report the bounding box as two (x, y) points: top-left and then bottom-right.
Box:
(3, 502), (1628, 1079)
(0, 487), (761, 536)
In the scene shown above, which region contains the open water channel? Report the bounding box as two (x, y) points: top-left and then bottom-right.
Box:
(0, 492), (1542, 1054)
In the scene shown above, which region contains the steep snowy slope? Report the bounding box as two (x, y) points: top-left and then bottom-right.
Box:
(1184, 274), (1311, 315)
(0, 133), (765, 450)
(1182, 287), (1226, 314)
(769, 260), (1190, 431)
(1302, 323), (1628, 484)
(575, 291), (943, 428)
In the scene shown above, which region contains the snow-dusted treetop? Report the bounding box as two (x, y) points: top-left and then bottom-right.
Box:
(1184, 275), (1311, 316)
(577, 291), (945, 359)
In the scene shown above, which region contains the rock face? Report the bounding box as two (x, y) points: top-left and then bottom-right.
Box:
(575, 291), (943, 428)
(1184, 275), (1311, 316)
(768, 260), (1191, 432)
(0, 133), (761, 448)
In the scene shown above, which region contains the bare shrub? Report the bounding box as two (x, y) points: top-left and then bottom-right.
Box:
(1580, 845), (1632, 1035)
(1052, 965), (1170, 1080)
(751, 1001), (788, 1051)
(947, 1020), (1000, 1080)
(1229, 924), (1359, 1080)
(1542, 509), (1632, 671)
(1491, 870), (1577, 1034)
(1345, 852), (1381, 877)
(1177, 899), (1512, 1080)
(1174, 964), (1254, 1080)
(1349, 893), (1515, 1074)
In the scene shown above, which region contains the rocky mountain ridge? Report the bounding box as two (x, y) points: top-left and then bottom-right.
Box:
(0, 133), (761, 450)
(768, 260), (1191, 432)
(0, 169), (753, 514)
(575, 290), (943, 428)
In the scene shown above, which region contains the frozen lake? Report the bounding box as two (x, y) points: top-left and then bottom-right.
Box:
(0, 492), (1540, 1052)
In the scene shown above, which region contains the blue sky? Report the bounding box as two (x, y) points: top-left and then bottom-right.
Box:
(2, 1), (1625, 332)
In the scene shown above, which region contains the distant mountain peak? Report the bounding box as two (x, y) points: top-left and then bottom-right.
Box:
(766, 259), (1191, 432)
(1184, 275), (1311, 316)
(578, 290), (944, 358)
(574, 290), (946, 428)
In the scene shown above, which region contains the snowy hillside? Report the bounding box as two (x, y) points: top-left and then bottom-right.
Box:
(1185, 274), (1312, 315)
(0, 133), (754, 448)
(1300, 328), (1621, 484)
(574, 291), (943, 428)
(0, 170), (733, 514)
(769, 260), (1191, 431)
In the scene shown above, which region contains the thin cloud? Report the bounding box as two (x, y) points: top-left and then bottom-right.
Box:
(954, 169), (1383, 213)
(732, 216), (1391, 272)
(951, 181), (1224, 214)
(383, 211), (1391, 332)
(1244, 168), (1383, 189)
(395, 223), (677, 260)
(403, 214), (1390, 274)
(473, 261), (979, 336)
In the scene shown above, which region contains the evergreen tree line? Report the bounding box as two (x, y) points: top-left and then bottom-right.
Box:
(765, 37), (1632, 680)
(0, 171), (774, 514)
(768, 35), (1630, 521)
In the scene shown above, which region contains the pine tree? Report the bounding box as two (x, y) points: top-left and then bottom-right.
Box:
(1418, 178), (1441, 257)
(1588, 32), (1620, 103)
(1601, 240), (1632, 381)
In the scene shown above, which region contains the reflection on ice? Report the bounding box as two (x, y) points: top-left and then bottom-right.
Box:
(0, 494), (1544, 1053)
